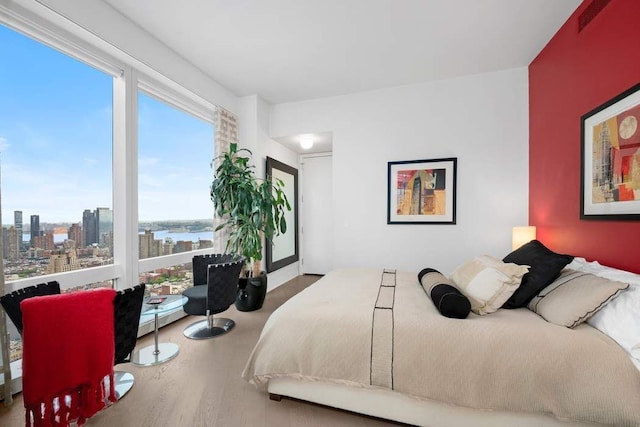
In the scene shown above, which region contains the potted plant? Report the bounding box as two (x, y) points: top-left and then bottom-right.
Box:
(210, 143), (290, 310)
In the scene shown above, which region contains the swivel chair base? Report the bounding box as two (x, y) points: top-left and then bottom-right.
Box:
(114, 371), (134, 400)
(183, 317), (235, 340)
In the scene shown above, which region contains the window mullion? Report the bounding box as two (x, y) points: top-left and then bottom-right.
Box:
(113, 66), (139, 290)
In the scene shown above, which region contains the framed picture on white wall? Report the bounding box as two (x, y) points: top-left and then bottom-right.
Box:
(387, 158), (457, 224)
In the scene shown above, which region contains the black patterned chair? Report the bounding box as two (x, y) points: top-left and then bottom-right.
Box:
(191, 254), (235, 286)
(182, 254), (245, 339)
(0, 281), (146, 400)
(113, 283), (146, 399)
(0, 281), (61, 335)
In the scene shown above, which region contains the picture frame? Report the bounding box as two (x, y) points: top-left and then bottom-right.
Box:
(387, 158), (457, 224)
(581, 82), (640, 220)
(265, 157), (299, 272)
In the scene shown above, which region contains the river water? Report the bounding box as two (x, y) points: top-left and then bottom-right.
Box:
(23, 230), (214, 244)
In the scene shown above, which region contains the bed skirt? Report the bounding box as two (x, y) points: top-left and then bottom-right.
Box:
(268, 377), (594, 427)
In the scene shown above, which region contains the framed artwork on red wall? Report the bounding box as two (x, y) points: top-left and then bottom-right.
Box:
(581, 82), (640, 220)
(387, 158), (457, 224)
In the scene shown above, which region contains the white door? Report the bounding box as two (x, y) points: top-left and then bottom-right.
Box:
(301, 154), (333, 274)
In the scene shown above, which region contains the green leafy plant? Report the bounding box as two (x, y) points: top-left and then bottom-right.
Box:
(210, 143), (290, 277)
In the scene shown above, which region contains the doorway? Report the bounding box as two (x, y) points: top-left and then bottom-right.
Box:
(300, 154), (333, 275)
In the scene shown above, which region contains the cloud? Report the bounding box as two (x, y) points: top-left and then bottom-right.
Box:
(83, 158), (97, 166)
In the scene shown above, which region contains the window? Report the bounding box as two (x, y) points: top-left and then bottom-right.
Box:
(137, 91), (214, 296)
(0, 7), (219, 393)
(0, 24), (114, 282)
(0, 23), (115, 373)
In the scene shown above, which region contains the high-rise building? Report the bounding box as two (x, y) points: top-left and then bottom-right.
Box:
(162, 241), (174, 256)
(152, 239), (163, 258)
(14, 210), (23, 252)
(42, 232), (55, 251)
(198, 239), (213, 250)
(3, 226), (19, 260)
(139, 230), (155, 259)
(32, 235), (43, 250)
(82, 207), (112, 247)
(96, 207), (113, 246)
(82, 209), (97, 246)
(175, 240), (193, 253)
(30, 214), (40, 247)
(68, 223), (83, 248)
(102, 231), (113, 257)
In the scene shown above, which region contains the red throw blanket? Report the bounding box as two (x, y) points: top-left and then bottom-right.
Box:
(21, 288), (117, 427)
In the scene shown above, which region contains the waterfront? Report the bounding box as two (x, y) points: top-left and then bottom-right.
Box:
(145, 230), (213, 243)
(23, 230), (214, 244)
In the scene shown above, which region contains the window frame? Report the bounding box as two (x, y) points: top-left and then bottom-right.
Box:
(136, 81), (216, 275)
(0, 2), (224, 398)
(0, 6), (217, 294)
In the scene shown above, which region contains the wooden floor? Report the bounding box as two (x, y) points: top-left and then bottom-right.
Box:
(0, 275), (402, 427)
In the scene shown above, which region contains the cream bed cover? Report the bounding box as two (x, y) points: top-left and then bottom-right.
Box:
(243, 269), (640, 426)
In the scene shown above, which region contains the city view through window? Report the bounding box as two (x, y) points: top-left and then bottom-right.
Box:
(0, 24), (215, 362)
(1, 23), (114, 286)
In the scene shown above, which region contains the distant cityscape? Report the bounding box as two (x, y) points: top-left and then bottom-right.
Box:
(3, 208), (216, 362)
(2, 208), (215, 281)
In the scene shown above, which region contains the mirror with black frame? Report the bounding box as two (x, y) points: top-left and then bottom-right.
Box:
(266, 157), (299, 272)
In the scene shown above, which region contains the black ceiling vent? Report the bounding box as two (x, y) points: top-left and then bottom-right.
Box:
(578, 0), (611, 32)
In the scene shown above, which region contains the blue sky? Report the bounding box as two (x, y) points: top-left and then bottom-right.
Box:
(0, 24), (214, 224)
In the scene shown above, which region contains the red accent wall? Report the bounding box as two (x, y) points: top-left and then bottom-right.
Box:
(529, 0), (640, 273)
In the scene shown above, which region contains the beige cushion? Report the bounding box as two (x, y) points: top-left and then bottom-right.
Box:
(528, 269), (629, 328)
(450, 255), (529, 315)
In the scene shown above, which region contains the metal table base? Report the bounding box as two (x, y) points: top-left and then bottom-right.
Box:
(132, 300), (183, 366)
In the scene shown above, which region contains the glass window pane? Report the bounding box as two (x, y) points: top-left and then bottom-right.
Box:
(139, 262), (193, 297)
(137, 92), (214, 261)
(0, 24), (113, 283)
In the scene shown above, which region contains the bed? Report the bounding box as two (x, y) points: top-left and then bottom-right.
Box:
(242, 253), (640, 426)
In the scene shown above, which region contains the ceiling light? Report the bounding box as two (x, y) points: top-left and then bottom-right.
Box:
(300, 135), (314, 150)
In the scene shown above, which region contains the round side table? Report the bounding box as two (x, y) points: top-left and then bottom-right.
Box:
(132, 295), (187, 366)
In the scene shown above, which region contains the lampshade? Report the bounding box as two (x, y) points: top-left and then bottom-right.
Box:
(512, 226), (536, 251)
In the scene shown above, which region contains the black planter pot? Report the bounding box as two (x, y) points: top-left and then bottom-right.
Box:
(235, 271), (267, 311)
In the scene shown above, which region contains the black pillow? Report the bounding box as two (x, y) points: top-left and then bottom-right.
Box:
(418, 268), (471, 319)
(501, 240), (573, 309)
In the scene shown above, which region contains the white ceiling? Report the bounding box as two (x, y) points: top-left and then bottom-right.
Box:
(100, 0), (580, 154)
(102, 0), (581, 105)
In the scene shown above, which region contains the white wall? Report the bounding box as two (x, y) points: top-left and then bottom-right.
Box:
(238, 95), (300, 289)
(270, 68), (529, 275)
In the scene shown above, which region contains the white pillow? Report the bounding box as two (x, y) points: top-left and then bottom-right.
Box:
(450, 255), (529, 315)
(568, 258), (640, 362)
